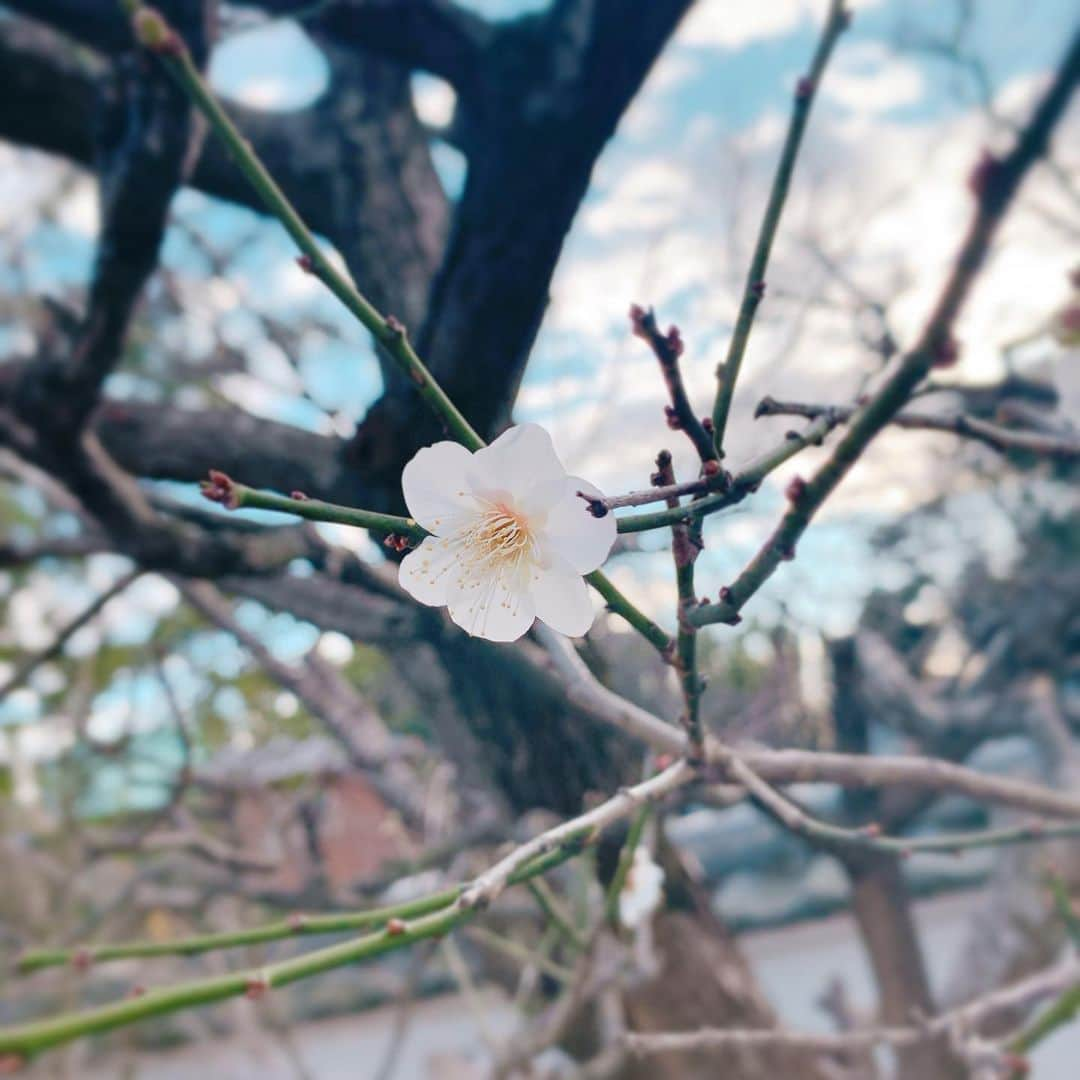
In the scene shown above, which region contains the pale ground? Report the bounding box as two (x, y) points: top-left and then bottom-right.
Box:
(104, 890), (1077, 1079)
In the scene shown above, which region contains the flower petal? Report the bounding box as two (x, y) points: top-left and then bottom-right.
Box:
(469, 424), (567, 514)
(538, 477), (616, 574)
(446, 566), (536, 642)
(397, 536), (462, 606)
(402, 441), (479, 534)
(531, 560), (595, 637)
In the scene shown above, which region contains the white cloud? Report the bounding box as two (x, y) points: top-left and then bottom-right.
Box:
(824, 43), (925, 115)
(677, 0), (809, 50)
(677, 0), (883, 51)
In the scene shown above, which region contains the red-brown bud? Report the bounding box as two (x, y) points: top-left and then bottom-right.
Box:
(200, 469), (239, 510)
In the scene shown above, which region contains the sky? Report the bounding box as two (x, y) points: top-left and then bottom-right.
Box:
(1, 0), (1078, 751)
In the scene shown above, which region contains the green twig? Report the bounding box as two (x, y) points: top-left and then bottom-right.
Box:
(464, 926), (577, 984)
(128, 3), (483, 452)
(604, 805), (652, 928)
(527, 879), (587, 952)
(0, 846), (574, 1062)
(1047, 875), (1080, 947)
(710, 0), (849, 454)
(1007, 983), (1080, 1062)
(14, 887), (462, 975)
(652, 451), (704, 754)
(200, 473), (428, 542)
(586, 571), (674, 656)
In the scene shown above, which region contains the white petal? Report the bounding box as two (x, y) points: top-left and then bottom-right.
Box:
(397, 536), (462, 606)
(446, 567), (536, 642)
(538, 477), (617, 574)
(402, 441), (479, 534)
(469, 424), (566, 513)
(531, 560), (595, 637)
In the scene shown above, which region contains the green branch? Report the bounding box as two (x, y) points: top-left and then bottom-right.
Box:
(710, 0), (849, 455)
(200, 473), (428, 542)
(527, 879), (587, 952)
(604, 804), (652, 928)
(586, 571), (673, 656)
(1008, 983), (1080, 1062)
(15, 887), (463, 975)
(0, 846), (574, 1062)
(127, 2), (482, 453)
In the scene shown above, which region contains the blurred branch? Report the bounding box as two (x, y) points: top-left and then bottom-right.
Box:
(177, 578), (428, 828)
(0, 568), (141, 704)
(621, 956), (1078, 1065)
(536, 624), (1080, 818)
(299, 0), (492, 94)
(756, 395), (1080, 460)
(1, 761), (687, 1059)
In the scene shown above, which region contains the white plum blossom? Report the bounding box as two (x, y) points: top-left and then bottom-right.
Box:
(397, 423), (617, 642)
(618, 846), (665, 930)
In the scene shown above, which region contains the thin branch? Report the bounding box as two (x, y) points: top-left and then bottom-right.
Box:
(464, 926), (577, 984)
(527, 879), (587, 952)
(653, 451), (704, 754)
(535, 625), (1080, 820)
(622, 958), (1079, 1062)
(710, 0), (850, 454)
(458, 761), (694, 911)
(12, 886), (463, 975)
(126, 2), (483, 452)
(692, 30), (1080, 627)
(603, 804), (651, 928)
(614, 413), (837, 534)
(0, 569), (141, 703)
(199, 471), (427, 543)
(756, 395), (1080, 460)
(729, 756), (1080, 858)
(629, 305), (718, 464)
(0, 844), (577, 1062)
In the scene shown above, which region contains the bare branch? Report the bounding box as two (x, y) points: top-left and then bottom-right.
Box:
(756, 395), (1080, 460)
(622, 958), (1079, 1065)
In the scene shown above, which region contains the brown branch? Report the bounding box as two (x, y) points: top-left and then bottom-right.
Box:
(536, 627), (1080, 820)
(652, 450), (705, 758)
(622, 958), (1078, 1065)
(630, 305), (719, 464)
(176, 578), (428, 829)
(756, 395), (1080, 460)
(14, 2), (208, 435)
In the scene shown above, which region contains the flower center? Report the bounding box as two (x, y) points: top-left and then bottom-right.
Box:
(465, 505), (532, 564)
